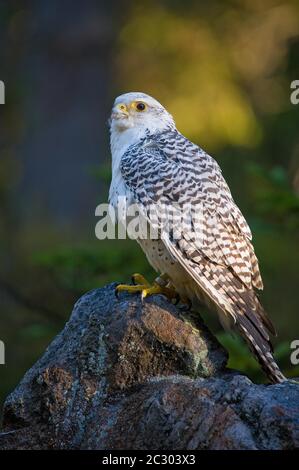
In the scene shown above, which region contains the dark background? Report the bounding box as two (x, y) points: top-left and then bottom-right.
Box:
(0, 0), (299, 412)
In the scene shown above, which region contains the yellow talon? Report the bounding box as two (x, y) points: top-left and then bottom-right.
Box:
(131, 273), (150, 286)
(115, 273), (179, 302)
(115, 283), (148, 295)
(141, 282), (177, 301)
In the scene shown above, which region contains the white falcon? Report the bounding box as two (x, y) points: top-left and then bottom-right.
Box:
(109, 91), (286, 384)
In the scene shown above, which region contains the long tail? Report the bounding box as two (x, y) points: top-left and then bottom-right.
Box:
(236, 313), (286, 384)
(164, 236), (286, 383)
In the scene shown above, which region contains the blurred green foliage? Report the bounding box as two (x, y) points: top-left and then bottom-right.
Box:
(33, 239), (154, 295)
(1, 0), (299, 412)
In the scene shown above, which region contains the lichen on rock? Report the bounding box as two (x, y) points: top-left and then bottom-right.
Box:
(0, 283), (298, 450)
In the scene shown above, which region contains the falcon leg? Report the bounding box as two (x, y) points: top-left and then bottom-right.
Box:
(156, 274), (192, 309)
(115, 272), (179, 302)
(131, 273), (150, 286)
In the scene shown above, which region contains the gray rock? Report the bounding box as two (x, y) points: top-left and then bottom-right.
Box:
(0, 283), (298, 450)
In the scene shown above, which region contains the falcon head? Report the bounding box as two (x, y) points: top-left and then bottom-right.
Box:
(110, 92), (175, 134)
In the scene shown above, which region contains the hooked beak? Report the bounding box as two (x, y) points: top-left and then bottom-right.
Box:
(111, 103), (129, 120)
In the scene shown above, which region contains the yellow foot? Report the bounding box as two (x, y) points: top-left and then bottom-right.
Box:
(115, 273), (179, 302)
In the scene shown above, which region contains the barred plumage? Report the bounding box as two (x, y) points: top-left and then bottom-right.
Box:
(109, 92), (286, 384)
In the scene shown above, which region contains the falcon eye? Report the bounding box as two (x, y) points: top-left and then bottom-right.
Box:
(135, 102), (146, 111)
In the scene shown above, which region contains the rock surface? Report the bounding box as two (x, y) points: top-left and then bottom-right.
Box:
(0, 283), (298, 450)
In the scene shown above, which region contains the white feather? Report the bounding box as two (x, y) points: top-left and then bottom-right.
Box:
(109, 92), (174, 212)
